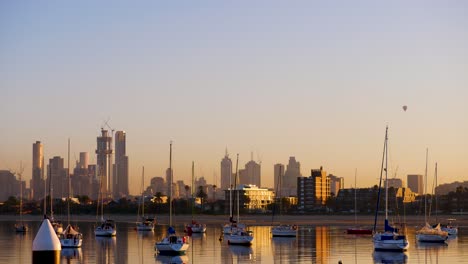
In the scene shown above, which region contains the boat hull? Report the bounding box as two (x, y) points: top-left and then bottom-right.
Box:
(226, 231), (254, 246)
(373, 233), (409, 252)
(347, 228), (373, 235)
(60, 237), (83, 248)
(155, 235), (190, 255)
(416, 234), (447, 243)
(136, 223), (154, 231)
(271, 226), (298, 237)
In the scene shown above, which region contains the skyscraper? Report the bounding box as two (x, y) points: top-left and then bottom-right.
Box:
(220, 151), (232, 190)
(407, 174), (423, 195)
(328, 174), (344, 196)
(240, 159), (261, 187)
(49, 156), (66, 199)
(273, 163), (285, 196)
(113, 131), (129, 198)
(31, 141), (45, 200)
(284, 157), (301, 196)
(96, 129), (113, 198)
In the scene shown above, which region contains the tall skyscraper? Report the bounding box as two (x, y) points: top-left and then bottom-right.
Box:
(284, 157), (301, 196)
(96, 129), (113, 198)
(113, 131), (129, 198)
(49, 156), (66, 199)
(31, 141), (45, 200)
(220, 150), (232, 190)
(297, 167), (330, 211)
(273, 163), (285, 196)
(407, 174), (423, 195)
(239, 159), (261, 187)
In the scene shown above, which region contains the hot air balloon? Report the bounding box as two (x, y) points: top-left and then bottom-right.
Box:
(402, 105), (407, 111)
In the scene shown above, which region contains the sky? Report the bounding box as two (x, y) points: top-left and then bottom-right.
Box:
(1, 1), (467, 195)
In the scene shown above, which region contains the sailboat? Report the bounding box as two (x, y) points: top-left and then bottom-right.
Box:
(271, 166), (297, 237)
(155, 141), (190, 255)
(223, 154), (246, 235)
(136, 166), (155, 231)
(14, 163), (28, 233)
(372, 126), (409, 251)
(46, 165), (63, 235)
(416, 159), (448, 243)
(185, 161), (206, 234)
(59, 139), (83, 247)
(225, 154), (254, 246)
(347, 169), (372, 235)
(94, 159), (116, 237)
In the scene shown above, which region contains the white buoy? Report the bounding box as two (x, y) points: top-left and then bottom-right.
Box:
(32, 218), (61, 264)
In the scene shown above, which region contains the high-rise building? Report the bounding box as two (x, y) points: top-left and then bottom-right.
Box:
(386, 178), (404, 189)
(273, 163), (285, 196)
(239, 159), (261, 187)
(48, 156), (66, 199)
(220, 150), (232, 190)
(31, 141), (45, 200)
(96, 129), (113, 198)
(145, 176), (166, 196)
(71, 152), (96, 199)
(0, 170), (19, 201)
(283, 157), (301, 196)
(297, 167), (330, 211)
(113, 131), (129, 198)
(407, 174), (423, 195)
(328, 174), (344, 197)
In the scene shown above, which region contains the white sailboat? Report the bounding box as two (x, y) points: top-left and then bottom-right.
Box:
(223, 154), (246, 235)
(271, 166), (297, 237)
(47, 165), (63, 235)
(372, 127), (409, 251)
(136, 166), (155, 231)
(14, 163), (28, 233)
(225, 154), (254, 246)
(59, 139), (83, 247)
(94, 159), (116, 237)
(155, 141), (190, 255)
(185, 161), (206, 234)
(416, 160), (448, 243)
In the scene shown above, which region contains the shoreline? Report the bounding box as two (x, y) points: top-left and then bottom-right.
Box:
(2, 214), (467, 227)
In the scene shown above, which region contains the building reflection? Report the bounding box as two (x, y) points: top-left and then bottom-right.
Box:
(298, 226), (330, 264)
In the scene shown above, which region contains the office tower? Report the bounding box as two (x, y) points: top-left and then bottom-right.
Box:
(96, 129), (113, 198)
(32, 141), (45, 200)
(407, 174), (424, 195)
(49, 156), (66, 199)
(71, 152), (94, 199)
(284, 157), (302, 196)
(273, 163), (285, 196)
(79, 152), (89, 169)
(243, 159), (261, 187)
(147, 176), (166, 196)
(220, 150), (232, 190)
(113, 131), (129, 198)
(0, 170), (17, 201)
(386, 178), (404, 189)
(328, 174), (344, 196)
(297, 167), (330, 211)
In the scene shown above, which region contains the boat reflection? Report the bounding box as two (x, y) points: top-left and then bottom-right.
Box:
(229, 244), (253, 260)
(155, 254), (189, 264)
(416, 241), (448, 249)
(61, 247), (83, 261)
(373, 250), (408, 264)
(272, 236), (296, 245)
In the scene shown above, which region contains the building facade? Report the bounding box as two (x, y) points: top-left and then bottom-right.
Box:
(297, 167), (330, 211)
(239, 160), (261, 187)
(283, 157), (301, 196)
(407, 174), (423, 195)
(96, 129), (113, 198)
(31, 141), (45, 200)
(220, 151), (232, 191)
(224, 184), (274, 213)
(113, 131), (129, 198)
(328, 174), (344, 197)
(386, 178), (404, 189)
(48, 156), (67, 199)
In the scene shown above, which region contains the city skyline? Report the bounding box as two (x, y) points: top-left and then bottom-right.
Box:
(1, 2), (467, 195)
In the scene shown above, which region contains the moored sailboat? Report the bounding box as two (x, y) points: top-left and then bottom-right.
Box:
(136, 166), (155, 231)
(185, 162), (206, 234)
(14, 163), (28, 233)
(347, 169), (372, 235)
(372, 127), (409, 251)
(155, 141), (190, 255)
(59, 139), (83, 247)
(271, 166), (297, 237)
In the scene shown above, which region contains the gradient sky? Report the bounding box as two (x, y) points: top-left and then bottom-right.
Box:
(1, 1), (467, 195)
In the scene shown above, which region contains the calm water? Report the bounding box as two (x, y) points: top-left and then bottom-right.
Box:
(1, 220), (467, 264)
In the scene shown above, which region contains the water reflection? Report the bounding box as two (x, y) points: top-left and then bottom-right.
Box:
(95, 236), (116, 264)
(154, 254), (189, 264)
(61, 248), (83, 263)
(373, 251), (408, 264)
(229, 245), (254, 262)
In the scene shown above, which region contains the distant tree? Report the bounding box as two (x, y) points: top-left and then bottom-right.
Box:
(196, 186), (208, 211)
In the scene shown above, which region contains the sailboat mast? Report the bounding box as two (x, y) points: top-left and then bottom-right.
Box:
(354, 168), (357, 226)
(435, 162), (438, 223)
(169, 141), (173, 227)
(235, 154), (239, 223)
(142, 166), (145, 217)
(191, 161), (194, 222)
(67, 138), (70, 225)
(424, 148), (428, 224)
(385, 128), (388, 220)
